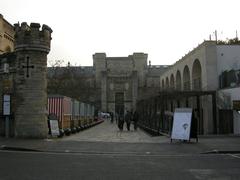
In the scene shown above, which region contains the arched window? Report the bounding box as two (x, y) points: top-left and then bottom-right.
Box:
(170, 74), (175, 90)
(176, 70), (181, 90)
(166, 77), (169, 89)
(183, 65), (190, 90)
(192, 59), (202, 90)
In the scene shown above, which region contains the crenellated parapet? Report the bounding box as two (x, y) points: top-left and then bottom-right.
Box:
(13, 22), (53, 138)
(14, 22), (52, 53)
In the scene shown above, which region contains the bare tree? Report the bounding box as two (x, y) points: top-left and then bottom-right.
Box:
(47, 60), (96, 103)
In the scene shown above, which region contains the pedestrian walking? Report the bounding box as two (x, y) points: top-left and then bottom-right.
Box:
(110, 112), (114, 123)
(118, 114), (124, 131)
(133, 111), (139, 130)
(125, 111), (131, 131)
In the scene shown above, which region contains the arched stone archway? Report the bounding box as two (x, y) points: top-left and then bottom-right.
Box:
(170, 74), (175, 90)
(166, 77), (169, 89)
(183, 65), (190, 90)
(176, 70), (181, 90)
(192, 59), (202, 90)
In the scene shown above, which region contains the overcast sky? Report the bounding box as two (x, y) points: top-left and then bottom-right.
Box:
(1, 0), (240, 66)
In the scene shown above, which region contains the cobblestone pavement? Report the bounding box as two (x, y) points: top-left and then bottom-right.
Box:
(62, 120), (169, 143)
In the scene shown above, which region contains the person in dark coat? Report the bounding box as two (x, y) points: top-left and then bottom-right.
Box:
(118, 114), (124, 131)
(125, 111), (131, 131)
(110, 112), (114, 123)
(132, 111), (139, 130)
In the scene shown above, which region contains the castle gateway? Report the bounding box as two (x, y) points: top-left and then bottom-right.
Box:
(93, 53), (165, 116)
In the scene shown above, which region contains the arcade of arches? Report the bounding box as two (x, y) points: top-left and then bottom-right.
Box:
(161, 59), (202, 92)
(159, 51), (214, 135)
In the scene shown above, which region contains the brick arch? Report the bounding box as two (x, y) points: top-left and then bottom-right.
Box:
(170, 74), (175, 90)
(192, 59), (202, 90)
(183, 65), (190, 90)
(176, 70), (181, 90)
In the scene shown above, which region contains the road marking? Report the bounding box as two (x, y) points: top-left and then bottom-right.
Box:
(229, 154), (240, 159)
(189, 169), (215, 180)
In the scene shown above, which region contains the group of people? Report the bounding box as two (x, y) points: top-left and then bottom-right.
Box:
(117, 110), (139, 131)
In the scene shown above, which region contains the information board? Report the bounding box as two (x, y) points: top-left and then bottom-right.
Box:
(171, 108), (192, 141)
(3, 95), (11, 116)
(49, 119), (60, 137)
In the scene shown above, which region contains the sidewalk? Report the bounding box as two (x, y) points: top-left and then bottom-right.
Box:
(0, 121), (240, 155)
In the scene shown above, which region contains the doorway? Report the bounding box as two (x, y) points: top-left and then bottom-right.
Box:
(115, 92), (124, 117)
(219, 109), (233, 134)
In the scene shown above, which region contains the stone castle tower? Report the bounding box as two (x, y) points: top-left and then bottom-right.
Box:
(13, 22), (52, 138)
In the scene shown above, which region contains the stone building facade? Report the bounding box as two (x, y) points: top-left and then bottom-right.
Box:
(159, 41), (240, 134)
(0, 14), (14, 54)
(93, 53), (167, 116)
(48, 53), (167, 117)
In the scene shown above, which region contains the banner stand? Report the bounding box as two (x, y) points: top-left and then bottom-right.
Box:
(171, 108), (198, 143)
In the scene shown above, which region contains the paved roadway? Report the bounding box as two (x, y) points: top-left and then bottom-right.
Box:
(61, 119), (169, 143)
(0, 121), (240, 180)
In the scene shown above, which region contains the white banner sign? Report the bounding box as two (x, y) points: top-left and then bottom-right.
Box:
(3, 95), (11, 116)
(49, 119), (60, 137)
(171, 108), (192, 141)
